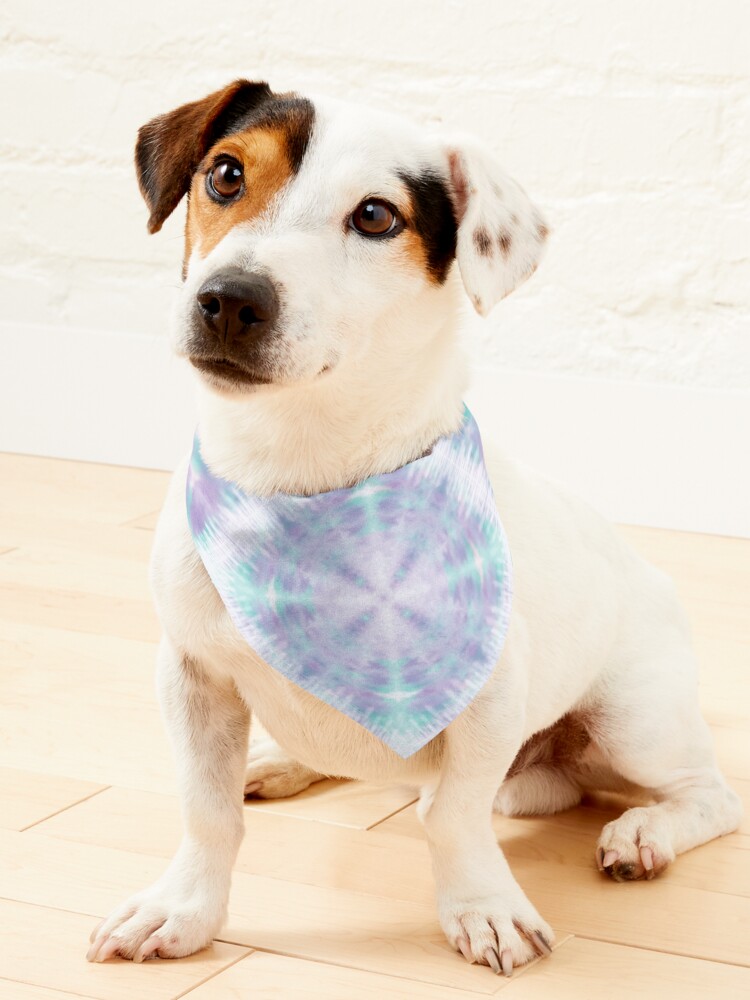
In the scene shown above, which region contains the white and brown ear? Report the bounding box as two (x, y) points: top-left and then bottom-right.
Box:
(445, 135), (549, 316)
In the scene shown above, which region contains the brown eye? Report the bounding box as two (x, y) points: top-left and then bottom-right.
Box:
(350, 199), (400, 237)
(207, 158), (244, 201)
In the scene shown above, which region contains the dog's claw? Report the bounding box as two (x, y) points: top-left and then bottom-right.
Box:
(244, 781), (263, 796)
(89, 920), (104, 944)
(85, 934), (105, 962)
(457, 937), (474, 963)
(134, 933), (162, 963)
(601, 849), (619, 869)
(640, 845), (655, 878)
(596, 846), (605, 871)
(501, 948), (514, 977)
(530, 930), (552, 956)
(90, 937), (121, 963)
(484, 947), (502, 974)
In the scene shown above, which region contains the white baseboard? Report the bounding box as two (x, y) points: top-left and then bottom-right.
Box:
(2, 322), (748, 537)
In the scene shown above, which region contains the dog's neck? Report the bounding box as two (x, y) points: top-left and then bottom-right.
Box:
(194, 313), (468, 496)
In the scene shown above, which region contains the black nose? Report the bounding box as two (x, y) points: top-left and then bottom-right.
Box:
(195, 269), (279, 348)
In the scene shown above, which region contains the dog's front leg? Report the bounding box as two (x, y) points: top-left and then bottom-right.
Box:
(87, 638), (249, 962)
(423, 689), (554, 976)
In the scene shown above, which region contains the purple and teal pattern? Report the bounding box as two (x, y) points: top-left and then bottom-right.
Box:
(186, 406), (512, 758)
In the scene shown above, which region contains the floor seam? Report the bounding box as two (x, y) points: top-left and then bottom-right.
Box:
(572, 932), (750, 969)
(172, 945), (255, 999)
(19, 785), (113, 833)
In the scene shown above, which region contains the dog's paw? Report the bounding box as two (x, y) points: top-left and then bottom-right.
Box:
(245, 737), (324, 799)
(86, 884), (223, 962)
(596, 806), (676, 881)
(440, 893), (555, 975)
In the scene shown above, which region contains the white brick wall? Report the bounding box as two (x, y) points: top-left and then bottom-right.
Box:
(1, 1), (749, 532)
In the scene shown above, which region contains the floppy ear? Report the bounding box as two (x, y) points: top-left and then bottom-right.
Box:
(135, 79), (272, 234)
(445, 135), (549, 316)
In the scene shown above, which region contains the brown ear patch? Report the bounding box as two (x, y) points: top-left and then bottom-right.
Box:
(135, 81), (314, 236)
(135, 80), (273, 234)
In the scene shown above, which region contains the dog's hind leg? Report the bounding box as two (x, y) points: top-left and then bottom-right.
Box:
(590, 646), (742, 881)
(493, 712), (588, 816)
(244, 735), (326, 798)
(495, 765), (582, 816)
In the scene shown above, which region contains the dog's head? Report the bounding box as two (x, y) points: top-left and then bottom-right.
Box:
(136, 80), (548, 394)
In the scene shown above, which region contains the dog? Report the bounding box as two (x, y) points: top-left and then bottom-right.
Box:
(87, 80), (742, 974)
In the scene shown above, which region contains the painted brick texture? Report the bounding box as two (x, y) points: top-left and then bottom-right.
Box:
(2, 0), (748, 388)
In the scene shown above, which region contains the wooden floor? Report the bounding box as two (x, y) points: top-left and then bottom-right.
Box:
(0, 451), (748, 1000)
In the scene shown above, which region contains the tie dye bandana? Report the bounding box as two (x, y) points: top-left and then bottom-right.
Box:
(186, 406), (512, 758)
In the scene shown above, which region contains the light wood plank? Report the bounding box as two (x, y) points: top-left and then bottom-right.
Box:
(0, 541), (155, 602)
(0, 766), (106, 831)
(243, 776), (417, 830)
(124, 510), (160, 531)
(0, 511), (154, 560)
(500, 936), (750, 999)
(0, 453), (168, 526)
(0, 899), (249, 1000)
(0, 982), (99, 1000)
(617, 525), (750, 605)
(185, 951), (509, 999)
(0, 623), (173, 793)
(0, 581), (158, 642)
(712, 725), (750, 782)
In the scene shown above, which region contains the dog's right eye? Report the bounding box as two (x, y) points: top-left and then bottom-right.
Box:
(207, 158), (244, 202)
(349, 199), (401, 237)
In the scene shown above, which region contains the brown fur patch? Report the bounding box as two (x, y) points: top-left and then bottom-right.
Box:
(506, 712), (591, 780)
(396, 228), (430, 273)
(537, 221), (549, 241)
(498, 230), (513, 257)
(187, 128), (293, 260)
(473, 227), (493, 256)
(136, 80), (273, 234)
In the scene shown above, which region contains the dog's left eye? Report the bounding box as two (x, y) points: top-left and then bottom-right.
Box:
(349, 199), (401, 237)
(207, 158), (244, 202)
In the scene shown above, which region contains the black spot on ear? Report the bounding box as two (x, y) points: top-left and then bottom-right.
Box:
(399, 169), (458, 283)
(498, 230), (513, 257)
(473, 228), (493, 256)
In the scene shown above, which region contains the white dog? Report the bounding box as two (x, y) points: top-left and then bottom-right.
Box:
(87, 81), (742, 975)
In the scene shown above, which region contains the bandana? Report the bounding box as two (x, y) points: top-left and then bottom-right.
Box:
(186, 406), (512, 758)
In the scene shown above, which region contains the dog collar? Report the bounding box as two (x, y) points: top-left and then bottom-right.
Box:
(186, 406), (512, 758)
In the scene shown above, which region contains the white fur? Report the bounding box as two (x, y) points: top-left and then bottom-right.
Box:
(89, 92), (742, 973)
